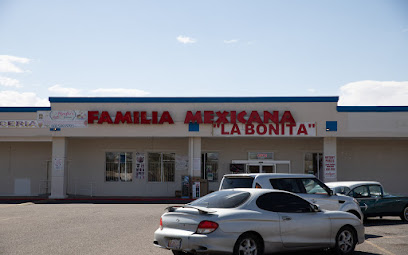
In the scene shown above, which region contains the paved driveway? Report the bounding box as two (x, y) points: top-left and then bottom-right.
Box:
(0, 202), (407, 255)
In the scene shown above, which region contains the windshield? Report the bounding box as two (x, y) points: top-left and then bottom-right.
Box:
(189, 190), (251, 208)
(220, 177), (254, 189)
(331, 186), (350, 195)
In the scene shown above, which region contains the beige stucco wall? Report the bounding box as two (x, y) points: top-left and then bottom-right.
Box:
(0, 142), (51, 196)
(66, 138), (189, 197)
(64, 137), (325, 196)
(338, 138), (408, 195)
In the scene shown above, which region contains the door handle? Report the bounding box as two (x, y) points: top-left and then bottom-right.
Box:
(282, 216), (292, 221)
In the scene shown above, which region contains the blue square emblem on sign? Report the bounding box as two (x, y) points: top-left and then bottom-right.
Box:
(189, 122), (199, 132)
(326, 121), (337, 132)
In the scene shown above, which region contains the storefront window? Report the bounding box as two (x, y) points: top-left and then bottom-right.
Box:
(105, 152), (133, 182)
(304, 152), (323, 179)
(202, 152), (219, 181)
(148, 153), (175, 182)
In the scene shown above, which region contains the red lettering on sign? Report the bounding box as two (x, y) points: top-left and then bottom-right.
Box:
(221, 124), (229, 135)
(269, 124), (279, 135)
(287, 123), (296, 135)
(140, 112), (151, 124)
(237, 111), (247, 124)
(215, 111), (229, 124)
(280, 111), (296, 124)
(133, 112), (139, 124)
(231, 123), (241, 135)
(152, 111), (158, 124)
(245, 124), (255, 135)
(88, 111), (99, 124)
(184, 111), (202, 124)
(247, 111), (263, 124)
(114, 111), (132, 124)
(230, 111), (237, 124)
(257, 124), (267, 135)
(264, 111), (279, 124)
(159, 111), (174, 124)
(204, 111), (214, 124)
(98, 111), (113, 124)
(297, 124), (308, 135)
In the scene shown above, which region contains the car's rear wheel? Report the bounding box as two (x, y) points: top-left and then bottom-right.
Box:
(233, 233), (263, 255)
(333, 226), (356, 255)
(401, 206), (408, 221)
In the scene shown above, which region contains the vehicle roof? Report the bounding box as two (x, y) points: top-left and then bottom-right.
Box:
(325, 181), (381, 189)
(223, 173), (316, 179)
(218, 188), (306, 197)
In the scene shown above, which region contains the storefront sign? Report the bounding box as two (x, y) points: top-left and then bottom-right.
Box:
(249, 152), (274, 160)
(38, 111), (88, 128)
(324, 155), (336, 179)
(87, 111), (174, 124)
(213, 122), (316, 136)
(0, 120), (40, 128)
(184, 110), (295, 124)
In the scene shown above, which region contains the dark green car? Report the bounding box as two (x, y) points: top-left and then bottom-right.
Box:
(326, 181), (408, 221)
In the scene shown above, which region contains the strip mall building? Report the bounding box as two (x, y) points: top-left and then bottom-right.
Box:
(1, 97), (407, 198)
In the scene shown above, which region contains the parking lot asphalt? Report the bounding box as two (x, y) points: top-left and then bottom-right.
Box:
(0, 202), (407, 255)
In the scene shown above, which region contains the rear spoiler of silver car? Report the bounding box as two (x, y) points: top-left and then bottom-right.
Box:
(166, 205), (216, 214)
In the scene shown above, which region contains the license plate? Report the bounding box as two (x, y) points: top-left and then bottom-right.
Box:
(167, 239), (181, 249)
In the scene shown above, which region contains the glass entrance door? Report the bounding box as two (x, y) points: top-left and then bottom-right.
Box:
(248, 165), (261, 173)
(247, 164), (275, 173)
(262, 165), (274, 173)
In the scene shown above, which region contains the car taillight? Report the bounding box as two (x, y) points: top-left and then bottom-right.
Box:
(160, 217), (163, 230)
(255, 183), (262, 189)
(196, 220), (218, 234)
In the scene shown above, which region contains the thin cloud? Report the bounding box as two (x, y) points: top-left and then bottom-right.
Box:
(48, 84), (82, 97)
(0, 76), (22, 88)
(224, 39), (239, 44)
(177, 35), (197, 44)
(0, 90), (49, 106)
(338, 80), (408, 106)
(90, 88), (150, 97)
(0, 55), (30, 73)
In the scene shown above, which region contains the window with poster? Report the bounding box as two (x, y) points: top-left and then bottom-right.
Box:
(105, 152), (133, 182)
(201, 152), (219, 181)
(304, 152), (323, 180)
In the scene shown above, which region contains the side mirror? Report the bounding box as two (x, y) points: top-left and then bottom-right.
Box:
(310, 204), (321, 212)
(328, 190), (334, 196)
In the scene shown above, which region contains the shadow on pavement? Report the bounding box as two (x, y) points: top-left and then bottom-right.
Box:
(364, 217), (408, 226)
(365, 234), (383, 240)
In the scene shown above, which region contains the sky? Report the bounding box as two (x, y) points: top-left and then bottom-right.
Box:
(0, 0), (407, 106)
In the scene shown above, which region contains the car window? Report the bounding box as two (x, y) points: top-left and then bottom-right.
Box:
(352, 186), (369, 198)
(256, 192), (312, 213)
(269, 179), (303, 193)
(332, 186), (350, 195)
(301, 178), (328, 195)
(369, 185), (382, 197)
(189, 190), (250, 208)
(221, 177), (254, 189)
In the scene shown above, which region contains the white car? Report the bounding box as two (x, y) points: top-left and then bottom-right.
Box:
(154, 189), (365, 255)
(219, 173), (364, 220)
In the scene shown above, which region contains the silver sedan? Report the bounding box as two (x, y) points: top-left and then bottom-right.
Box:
(153, 189), (364, 255)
